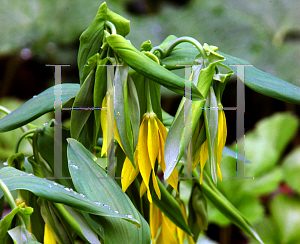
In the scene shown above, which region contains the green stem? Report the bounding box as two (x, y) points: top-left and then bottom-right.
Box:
(15, 129), (36, 153)
(163, 36), (207, 60)
(145, 80), (153, 113)
(32, 128), (45, 178)
(105, 21), (116, 35)
(0, 179), (17, 209)
(150, 46), (164, 58)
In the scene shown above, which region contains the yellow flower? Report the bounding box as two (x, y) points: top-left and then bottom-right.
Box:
(101, 96), (124, 156)
(149, 201), (195, 244)
(121, 112), (178, 203)
(194, 108), (227, 184)
(44, 224), (57, 244)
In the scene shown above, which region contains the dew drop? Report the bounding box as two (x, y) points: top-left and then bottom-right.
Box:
(80, 193), (85, 198)
(28, 173), (34, 176)
(70, 164), (79, 169)
(114, 210), (119, 214)
(48, 184), (52, 188)
(94, 202), (101, 205)
(103, 204), (110, 209)
(64, 187), (70, 191)
(53, 182), (58, 186)
(126, 215), (133, 219)
(33, 95), (38, 98)
(3, 162), (8, 166)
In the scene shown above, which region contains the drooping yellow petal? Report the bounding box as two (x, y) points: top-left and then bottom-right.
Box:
(121, 155), (139, 192)
(148, 116), (159, 169)
(152, 171), (161, 200)
(199, 141), (209, 184)
(156, 213), (177, 244)
(156, 117), (168, 141)
(216, 109), (227, 181)
(137, 119), (152, 202)
(101, 97), (108, 157)
(150, 202), (162, 243)
(101, 96), (124, 156)
(140, 180), (147, 197)
(44, 224), (57, 244)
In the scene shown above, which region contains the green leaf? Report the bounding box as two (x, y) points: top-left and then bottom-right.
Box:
(71, 55), (96, 140)
(0, 205), (23, 242)
(54, 203), (101, 244)
(8, 225), (37, 244)
(162, 109), (174, 129)
(163, 99), (185, 179)
(27, 193), (44, 243)
(150, 177), (192, 235)
(94, 57), (109, 138)
(114, 65), (135, 167)
(37, 122), (73, 189)
(219, 51), (300, 105)
(67, 138), (151, 244)
(106, 34), (204, 101)
(204, 86), (219, 184)
(77, 2), (130, 80)
(196, 170), (264, 243)
(282, 146), (300, 194)
(271, 194), (300, 244)
(7, 153), (25, 170)
(240, 112), (299, 177)
(126, 76), (140, 150)
(162, 43), (300, 104)
(0, 84), (79, 133)
(0, 167), (133, 221)
(40, 199), (73, 244)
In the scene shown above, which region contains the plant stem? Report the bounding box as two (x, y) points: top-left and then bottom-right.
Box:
(150, 46), (164, 58)
(0, 179), (17, 210)
(105, 21), (116, 35)
(163, 36), (207, 60)
(15, 129), (36, 153)
(145, 80), (153, 113)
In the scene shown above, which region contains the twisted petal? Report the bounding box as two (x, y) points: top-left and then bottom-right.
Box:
(152, 171), (161, 200)
(121, 154), (139, 192)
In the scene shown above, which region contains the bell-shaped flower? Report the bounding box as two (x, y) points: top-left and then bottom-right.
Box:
(121, 112), (178, 202)
(193, 106), (227, 184)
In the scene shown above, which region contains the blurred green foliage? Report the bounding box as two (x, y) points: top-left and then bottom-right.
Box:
(1, 0), (299, 86)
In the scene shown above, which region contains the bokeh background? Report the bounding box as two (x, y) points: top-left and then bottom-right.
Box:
(0, 0), (300, 243)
